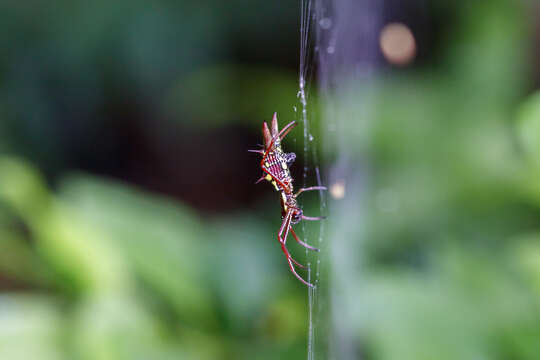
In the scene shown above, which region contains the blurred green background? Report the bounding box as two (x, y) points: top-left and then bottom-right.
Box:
(1, 0), (540, 359)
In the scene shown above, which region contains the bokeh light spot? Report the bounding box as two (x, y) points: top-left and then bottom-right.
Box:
(330, 180), (345, 199)
(379, 22), (416, 66)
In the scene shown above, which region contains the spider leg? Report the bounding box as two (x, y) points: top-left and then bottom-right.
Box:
(254, 175), (267, 184)
(278, 210), (313, 287)
(302, 215), (326, 221)
(248, 149), (264, 154)
(271, 113), (297, 141)
(278, 208), (293, 237)
(287, 257), (313, 287)
(295, 186), (327, 197)
(290, 228), (320, 252)
(290, 256), (306, 269)
(278, 124), (297, 142)
(278, 122), (297, 141)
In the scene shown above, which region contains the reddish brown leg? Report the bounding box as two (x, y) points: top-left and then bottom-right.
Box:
(277, 121), (297, 141)
(290, 228), (320, 252)
(270, 113), (297, 141)
(278, 210), (313, 287)
(290, 256), (306, 269)
(295, 186), (327, 197)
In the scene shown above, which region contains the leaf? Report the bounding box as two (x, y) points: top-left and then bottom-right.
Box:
(517, 91), (540, 168)
(59, 175), (215, 326)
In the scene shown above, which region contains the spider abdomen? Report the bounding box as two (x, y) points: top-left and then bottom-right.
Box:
(263, 148), (294, 192)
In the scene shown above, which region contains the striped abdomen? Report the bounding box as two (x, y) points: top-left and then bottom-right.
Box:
(262, 147), (293, 192)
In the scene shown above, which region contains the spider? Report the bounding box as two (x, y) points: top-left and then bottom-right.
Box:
(249, 113), (326, 287)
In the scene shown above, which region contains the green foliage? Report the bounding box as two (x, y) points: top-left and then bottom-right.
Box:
(322, 1), (540, 359)
(0, 157), (308, 359)
(518, 91), (540, 169)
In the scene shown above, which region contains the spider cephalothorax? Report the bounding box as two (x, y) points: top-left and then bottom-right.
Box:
(249, 113), (326, 287)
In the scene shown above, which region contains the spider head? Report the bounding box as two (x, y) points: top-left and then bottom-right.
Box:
(291, 209), (303, 224)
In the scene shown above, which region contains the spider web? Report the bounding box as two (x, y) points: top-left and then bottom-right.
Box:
(297, 1), (326, 359)
(298, 0), (383, 359)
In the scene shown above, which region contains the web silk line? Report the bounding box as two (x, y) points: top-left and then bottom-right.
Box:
(299, 1), (326, 360)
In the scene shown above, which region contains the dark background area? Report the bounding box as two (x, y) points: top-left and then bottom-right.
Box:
(1, 1), (471, 213)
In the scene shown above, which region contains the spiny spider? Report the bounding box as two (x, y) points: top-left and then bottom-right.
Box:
(249, 113), (326, 287)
